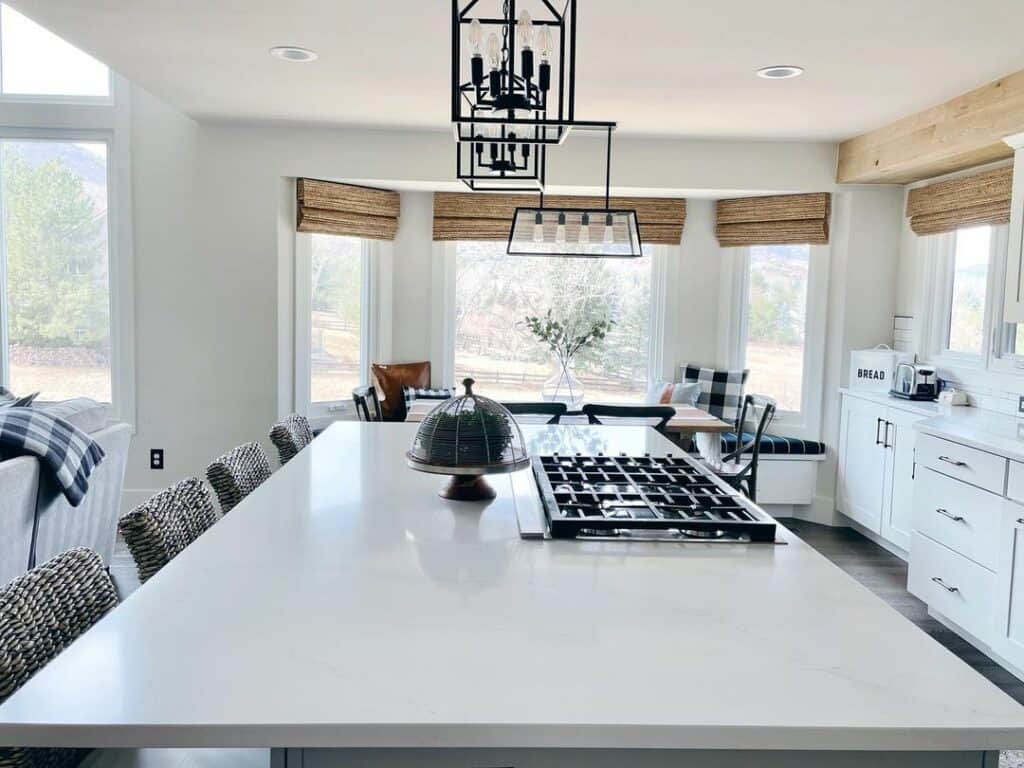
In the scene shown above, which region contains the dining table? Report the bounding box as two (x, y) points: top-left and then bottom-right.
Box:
(405, 399), (733, 462)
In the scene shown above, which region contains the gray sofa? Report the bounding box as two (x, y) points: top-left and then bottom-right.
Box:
(0, 422), (131, 586)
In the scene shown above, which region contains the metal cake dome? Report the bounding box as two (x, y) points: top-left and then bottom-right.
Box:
(406, 378), (530, 501)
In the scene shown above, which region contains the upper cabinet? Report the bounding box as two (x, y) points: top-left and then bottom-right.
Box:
(1004, 132), (1024, 323)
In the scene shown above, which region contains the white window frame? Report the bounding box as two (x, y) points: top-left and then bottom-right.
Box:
(719, 243), (830, 439)
(434, 241), (669, 397)
(0, 72), (134, 426)
(0, 3), (113, 105)
(919, 224), (1012, 373)
(293, 232), (380, 421)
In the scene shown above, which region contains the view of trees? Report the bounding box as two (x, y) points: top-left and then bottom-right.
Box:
(947, 226), (990, 355)
(309, 234), (363, 403)
(1, 140), (111, 401)
(454, 241), (651, 401)
(744, 245), (810, 412)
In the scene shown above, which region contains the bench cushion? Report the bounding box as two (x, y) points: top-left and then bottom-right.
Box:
(721, 431), (826, 456)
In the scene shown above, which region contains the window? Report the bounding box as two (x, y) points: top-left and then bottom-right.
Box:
(451, 241), (656, 403)
(294, 233), (373, 416)
(0, 5), (110, 99)
(0, 138), (112, 402)
(724, 241), (828, 435)
(922, 223), (1012, 369)
(943, 226), (991, 356)
(742, 244), (810, 412)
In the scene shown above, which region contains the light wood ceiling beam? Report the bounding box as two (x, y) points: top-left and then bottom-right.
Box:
(837, 69), (1024, 184)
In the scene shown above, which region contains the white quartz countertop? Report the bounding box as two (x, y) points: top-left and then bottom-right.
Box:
(842, 387), (1024, 463)
(1, 423), (1023, 751)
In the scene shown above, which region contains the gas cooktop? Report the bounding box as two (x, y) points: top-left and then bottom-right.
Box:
(530, 453), (777, 542)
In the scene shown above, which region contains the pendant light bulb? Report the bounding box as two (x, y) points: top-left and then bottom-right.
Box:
(555, 212), (567, 246)
(537, 26), (554, 60)
(468, 19), (483, 53)
(579, 213), (590, 246)
(532, 211), (544, 244)
(486, 32), (501, 68)
(603, 213), (615, 245)
(517, 10), (534, 48)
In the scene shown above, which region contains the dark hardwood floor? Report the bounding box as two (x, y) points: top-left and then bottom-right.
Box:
(778, 518), (1024, 705)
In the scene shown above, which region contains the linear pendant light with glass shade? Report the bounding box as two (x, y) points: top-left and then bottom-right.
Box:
(507, 125), (642, 258)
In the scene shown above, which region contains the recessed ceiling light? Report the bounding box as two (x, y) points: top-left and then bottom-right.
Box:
(757, 65), (804, 80)
(269, 46), (318, 63)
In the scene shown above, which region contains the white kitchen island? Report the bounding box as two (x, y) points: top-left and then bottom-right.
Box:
(1, 423), (1023, 768)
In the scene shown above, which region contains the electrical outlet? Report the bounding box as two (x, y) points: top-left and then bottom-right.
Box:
(150, 448), (164, 470)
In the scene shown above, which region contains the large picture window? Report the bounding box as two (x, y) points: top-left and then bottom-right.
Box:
(0, 138), (111, 401)
(452, 241), (655, 403)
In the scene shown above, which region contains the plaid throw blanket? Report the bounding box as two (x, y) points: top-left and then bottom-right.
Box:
(0, 407), (105, 507)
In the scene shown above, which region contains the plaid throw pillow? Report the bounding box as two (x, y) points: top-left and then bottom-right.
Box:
(681, 365), (749, 426)
(403, 386), (456, 414)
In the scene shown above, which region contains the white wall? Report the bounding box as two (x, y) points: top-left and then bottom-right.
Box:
(122, 85), (199, 507)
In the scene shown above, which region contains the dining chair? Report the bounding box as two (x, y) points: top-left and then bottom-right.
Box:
(704, 394), (777, 503)
(117, 477), (220, 584)
(501, 401), (568, 425)
(205, 442), (272, 514)
(0, 547), (118, 768)
(580, 404), (676, 434)
(269, 413), (314, 465)
(351, 385), (383, 422)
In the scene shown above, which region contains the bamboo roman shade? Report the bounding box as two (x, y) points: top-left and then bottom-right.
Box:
(715, 193), (831, 247)
(432, 192), (687, 245)
(905, 166), (1012, 236)
(296, 178), (400, 240)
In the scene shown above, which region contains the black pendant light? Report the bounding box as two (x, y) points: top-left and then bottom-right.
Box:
(451, 0), (613, 191)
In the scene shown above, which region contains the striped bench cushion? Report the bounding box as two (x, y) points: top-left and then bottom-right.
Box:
(721, 432), (826, 456)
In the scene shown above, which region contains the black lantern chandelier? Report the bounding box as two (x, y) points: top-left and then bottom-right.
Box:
(451, 0), (613, 191)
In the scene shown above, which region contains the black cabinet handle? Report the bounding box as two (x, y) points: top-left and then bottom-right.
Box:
(938, 455), (968, 468)
(935, 508), (965, 523)
(883, 420), (893, 449)
(931, 577), (959, 593)
(1017, 518), (1024, 525)
(876, 418), (883, 446)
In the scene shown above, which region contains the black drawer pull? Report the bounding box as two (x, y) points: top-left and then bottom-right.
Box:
(1017, 518), (1024, 525)
(938, 455), (968, 468)
(931, 576), (959, 593)
(935, 508), (965, 523)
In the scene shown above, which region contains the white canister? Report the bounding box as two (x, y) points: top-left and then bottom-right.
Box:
(849, 346), (913, 392)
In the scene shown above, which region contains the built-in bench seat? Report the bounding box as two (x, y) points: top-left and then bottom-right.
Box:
(720, 432), (827, 456)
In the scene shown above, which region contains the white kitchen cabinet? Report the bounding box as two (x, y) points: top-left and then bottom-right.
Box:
(837, 392), (925, 551)
(838, 395), (888, 532)
(882, 408), (927, 551)
(992, 501), (1024, 671)
(1003, 133), (1024, 323)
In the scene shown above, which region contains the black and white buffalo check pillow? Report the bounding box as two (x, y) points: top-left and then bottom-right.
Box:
(681, 365), (749, 427)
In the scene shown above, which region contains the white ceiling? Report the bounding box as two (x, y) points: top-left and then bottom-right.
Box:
(9, 0), (1024, 141)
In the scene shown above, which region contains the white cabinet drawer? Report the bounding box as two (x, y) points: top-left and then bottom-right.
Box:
(912, 468), (1001, 570)
(1009, 462), (1024, 505)
(908, 532), (995, 644)
(916, 433), (1007, 494)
